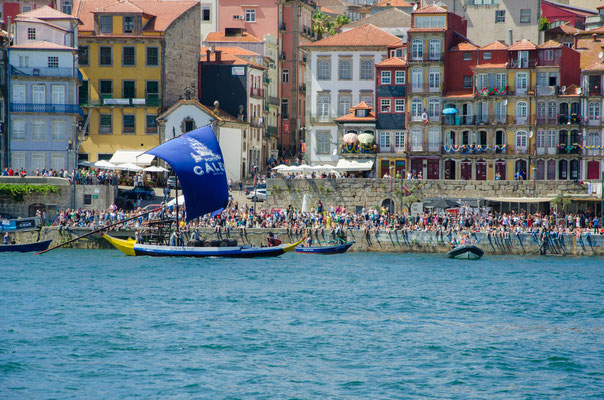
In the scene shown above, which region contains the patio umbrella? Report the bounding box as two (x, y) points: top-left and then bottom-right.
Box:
(94, 160), (116, 169)
(143, 166), (168, 172)
(343, 133), (359, 144)
(115, 163), (143, 172)
(442, 108), (458, 115)
(357, 133), (375, 144)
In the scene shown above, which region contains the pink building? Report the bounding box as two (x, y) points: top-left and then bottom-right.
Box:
(218, 0), (280, 40)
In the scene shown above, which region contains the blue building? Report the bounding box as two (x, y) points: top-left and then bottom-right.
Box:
(8, 6), (83, 173)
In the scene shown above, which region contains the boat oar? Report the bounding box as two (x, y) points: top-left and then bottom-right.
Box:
(35, 207), (162, 255)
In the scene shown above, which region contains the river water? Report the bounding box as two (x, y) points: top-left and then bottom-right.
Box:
(1, 250), (602, 399)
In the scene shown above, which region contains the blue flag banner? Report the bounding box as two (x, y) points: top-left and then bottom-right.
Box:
(147, 125), (229, 221)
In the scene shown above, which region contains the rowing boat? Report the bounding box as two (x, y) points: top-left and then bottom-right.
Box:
(295, 241), (354, 255)
(0, 240), (52, 253)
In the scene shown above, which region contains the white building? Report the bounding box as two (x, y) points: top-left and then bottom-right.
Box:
(157, 99), (249, 182)
(8, 6), (82, 172)
(302, 24), (402, 165)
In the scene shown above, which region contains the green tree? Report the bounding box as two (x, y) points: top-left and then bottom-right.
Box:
(539, 16), (550, 31)
(312, 12), (351, 40)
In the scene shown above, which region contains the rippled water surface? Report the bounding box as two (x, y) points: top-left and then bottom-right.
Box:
(1, 250), (603, 399)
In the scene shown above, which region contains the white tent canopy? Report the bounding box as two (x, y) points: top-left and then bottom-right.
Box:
(115, 163), (143, 171)
(94, 160), (116, 169)
(109, 150), (154, 166)
(143, 166), (168, 172)
(167, 195), (185, 206)
(334, 159), (374, 171)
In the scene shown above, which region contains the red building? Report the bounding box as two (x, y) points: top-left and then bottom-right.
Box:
(2, 0), (55, 29)
(541, 0), (597, 30)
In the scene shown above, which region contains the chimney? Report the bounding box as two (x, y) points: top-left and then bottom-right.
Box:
(205, 49), (211, 62)
(213, 100), (220, 112)
(508, 29), (513, 47)
(574, 33), (578, 49)
(215, 50), (222, 62)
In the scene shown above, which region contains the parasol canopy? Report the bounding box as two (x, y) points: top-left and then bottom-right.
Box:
(442, 108), (458, 115)
(115, 163), (143, 172)
(343, 133), (359, 144)
(357, 133), (375, 144)
(94, 160), (116, 169)
(143, 166), (169, 172)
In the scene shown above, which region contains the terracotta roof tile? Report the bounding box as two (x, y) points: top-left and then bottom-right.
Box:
(75, 0), (198, 33)
(18, 5), (79, 20)
(95, 1), (144, 14)
(201, 46), (259, 57)
(304, 24), (401, 48)
(375, 0), (412, 7)
(407, 28), (445, 33)
(583, 61), (604, 71)
(473, 62), (508, 69)
(205, 31), (263, 43)
(575, 37), (604, 69)
(538, 40), (562, 49)
(508, 39), (537, 51)
(451, 41), (478, 51)
(11, 41), (75, 50)
(335, 102), (377, 122)
(376, 56), (407, 67)
(587, 25), (604, 34)
(480, 41), (508, 50)
(444, 90), (474, 98)
(548, 21), (584, 35)
(413, 4), (447, 14)
(13, 16), (70, 32)
(321, 6), (338, 14)
(200, 51), (265, 69)
(353, 101), (372, 110)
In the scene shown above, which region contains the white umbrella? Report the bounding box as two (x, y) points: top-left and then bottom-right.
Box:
(167, 195), (185, 206)
(271, 164), (288, 171)
(143, 166), (168, 172)
(115, 163), (143, 172)
(94, 160), (116, 169)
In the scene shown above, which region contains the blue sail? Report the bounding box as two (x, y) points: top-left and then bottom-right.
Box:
(147, 125), (229, 221)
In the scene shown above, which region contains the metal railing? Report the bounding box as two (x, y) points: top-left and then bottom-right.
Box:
(250, 87), (264, 98)
(410, 82), (442, 93)
(9, 65), (80, 78)
(442, 114), (509, 126)
(535, 86), (558, 96)
(10, 103), (84, 116)
(310, 114), (336, 124)
(408, 53), (445, 62)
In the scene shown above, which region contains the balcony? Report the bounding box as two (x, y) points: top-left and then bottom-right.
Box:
(515, 117), (529, 125)
(514, 147), (529, 155)
(341, 143), (377, 155)
(10, 103), (84, 116)
(508, 59), (537, 69)
(535, 86), (558, 96)
(250, 118), (264, 128)
(442, 144), (504, 155)
(410, 143), (424, 152)
(266, 126), (278, 137)
(268, 96), (280, 106)
(442, 114), (509, 126)
(475, 86), (509, 97)
(378, 145), (406, 154)
(586, 87), (603, 96)
(586, 117), (602, 126)
(82, 97), (161, 107)
(310, 114), (336, 124)
(299, 84), (306, 93)
(250, 87), (264, 98)
(9, 65), (81, 79)
(410, 82), (442, 94)
(408, 54), (444, 63)
(536, 117), (558, 125)
(427, 143), (441, 152)
(558, 114), (581, 125)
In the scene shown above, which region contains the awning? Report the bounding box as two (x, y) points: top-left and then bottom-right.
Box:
(485, 197), (554, 203)
(335, 159), (374, 171)
(109, 150), (154, 166)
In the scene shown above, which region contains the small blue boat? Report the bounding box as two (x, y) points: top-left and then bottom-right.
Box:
(447, 245), (484, 259)
(0, 240), (52, 253)
(296, 241), (354, 255)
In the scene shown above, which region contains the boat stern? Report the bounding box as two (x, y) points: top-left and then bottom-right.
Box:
(101, 232), (137, 256)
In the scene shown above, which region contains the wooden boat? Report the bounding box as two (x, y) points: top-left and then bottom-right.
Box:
(295, 241), (355, 255)
(447, 244), (484, 259)
(0, 240), (52, 253)
(102, 233), (303, 258)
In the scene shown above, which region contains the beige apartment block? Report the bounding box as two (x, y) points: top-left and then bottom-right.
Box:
(437, 0), (541, 46)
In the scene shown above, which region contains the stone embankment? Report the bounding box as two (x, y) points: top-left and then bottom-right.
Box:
(15, 227), (604, 256)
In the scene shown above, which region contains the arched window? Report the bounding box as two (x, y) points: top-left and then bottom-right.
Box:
(536, 129), (545, 149)
(515, 131), (528, 149)
(516, 101), (528, 124)
(558, 159), (568, 180)
(411, 39), (423, 60)
(588, 102), (600, 121)
(410, 98), (423, 120)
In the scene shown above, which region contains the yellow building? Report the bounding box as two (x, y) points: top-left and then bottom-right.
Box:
(74, 0), (200, 162)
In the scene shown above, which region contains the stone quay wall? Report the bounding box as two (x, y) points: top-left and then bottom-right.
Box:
(266, 178), (597, 211)
(16, 226), (604, 257)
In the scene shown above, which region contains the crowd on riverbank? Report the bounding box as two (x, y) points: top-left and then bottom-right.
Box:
(50, 200), (603, 238)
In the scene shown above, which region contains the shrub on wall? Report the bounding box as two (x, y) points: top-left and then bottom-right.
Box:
(0, 184), (59, 202)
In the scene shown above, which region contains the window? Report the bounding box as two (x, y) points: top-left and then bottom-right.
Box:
(51, 153), (66, 171)
(547, 129), (557, 148)
(317, 94), (330, 117)
(380, 131), (391, 148)
(338, 94), (352, 116)
(414, 16), (445, 29)
(495, 73), (507, 89)
(79, 46), (89, 66)
(338, 58), (352, 80)
(32, 85), (45, 104)
(411, 39), (423, 60)
(62, 0), (73, 15)
(31, 120), (46, 141)
(31, 153), (46, 171)
(12, 85), (26, 103)
(51, 85), (65, 104)
(123, 114), (135, 134)
(411, 98), (422, 120)
(123, 16), (135, 33)
(476, 73), (488, 90)
(79, 81), (89, 105)
(316, 131), (331, 154)
(495, 10), (505, 23)
(395, 70), (405, 85)
(428, 127), (441, 149)
(520, 9), (531, 23)
(537, 72), (547, 88)
(428, 68), (440, 90)
(317, 59), (330, 80)
(381, 70), (391, 85)
(51, 120), (66, 140)
(395, 99), (405, 113)
(123, 80), (136, 98)
(18, 55), (29, 68)
(48, 56), (59, 68)
(27, 28), (36, 40)
(146, 47), (159, 66)
(429, 39), (441, 60)
(245, 9), (256, 23)
(548, 101), (557, 119)
(122, 46), (136, 66)
(516, 72), (528, 90)
(515, 131), (528, 148)
(100, 80), (113, 98)
(99, 46), (112, 66)
(12, 119), (26, 140)
(536, 129), (545, 148)
(282, 69), (289, 83)
(360, 94), (373, 108)
(428, 98), (440, 118)
(536, 101), (546, 120)
(394, 131), (405, 149)
(544, 49), (554, 61)
(100, 114), (112, 134)
(146, 81), (159, 100)
(410, 127), (423, 151)
(516, 102), (528, 122)
(202, 5), (211, 21)
(360, 59), (373, 80)
(463, 76), (472, 88)
(483, 52), (491, 60)
(281, 99), (289, 119)
(381, 99), (391, 113)
(463, 52), (472, 61)
(100, 15), (112, 34)
(11, 153), (26, 170)
(146, 114), (158, 134)
(589, 102), (600, 120)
